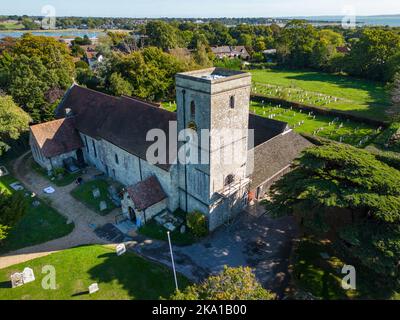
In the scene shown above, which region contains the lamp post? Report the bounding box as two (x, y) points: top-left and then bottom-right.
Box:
(167, 231), (179, 291)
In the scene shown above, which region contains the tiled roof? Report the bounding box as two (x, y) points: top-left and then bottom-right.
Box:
(56, 85), (175, 171)
(30, 117), (83, 158)
(127, 176), (166, 211)
(249, 130), (313, 189)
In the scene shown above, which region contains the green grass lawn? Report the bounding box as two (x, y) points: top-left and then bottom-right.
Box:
(0, 245), (190, 300)
(251, 101), (380, 148)
(0, 174), (74, 254)
(71, 179), (117, 215)
(161, 101), (177, 112)
(250, 68), (390, 121)
(0, 21), (24, 30)
(292, 238), (398, 300)
(139, 221), (196, 246)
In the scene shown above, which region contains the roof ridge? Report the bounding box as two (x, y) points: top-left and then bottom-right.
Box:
(30, 117), (68, 128)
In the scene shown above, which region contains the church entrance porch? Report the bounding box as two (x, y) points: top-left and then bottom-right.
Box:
(128, 207), (137, 224)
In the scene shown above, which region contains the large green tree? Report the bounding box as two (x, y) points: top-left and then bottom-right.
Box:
(145, 21), (181, 50)
(0, 34), (75, 122)
(0, 192), (27, 243)
(276, 21), (318, 68)
(0, 95), (31, 155)
(170, 266), (275, 300)
(104, 47), (188, 101)
(266, 142), (400, 286)
(343, 28), (400, 81)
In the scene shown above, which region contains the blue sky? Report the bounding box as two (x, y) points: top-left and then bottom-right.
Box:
(1, 0), (399, 18)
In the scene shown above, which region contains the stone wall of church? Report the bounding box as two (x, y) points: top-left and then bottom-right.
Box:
(80, 133), (179, 212)
(30, 133), (78, 172)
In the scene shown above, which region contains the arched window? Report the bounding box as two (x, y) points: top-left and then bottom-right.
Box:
(230, 96), (235, 109)
(225, 174), (235, 186)
(190, 101), (196, 119)
(115, 154), (119, 165)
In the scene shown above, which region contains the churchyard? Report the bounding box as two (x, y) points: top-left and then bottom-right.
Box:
(0, 245), (190, 300)
(70, 179), (119, 216)
(250, 101), (382, 148)
(249, 68), (390, 121)
(0, 172), (74, 254)
(161, 100), (382, 148)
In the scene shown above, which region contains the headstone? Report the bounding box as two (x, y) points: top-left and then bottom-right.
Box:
(22, 267), (35, 284)
(99, 201), (107, 211)
(92, 188), (100, 199)
(116, 243), (126, 256)
(11, 272), (24, 288)
(88, 283), (99, 294)
(180, 225), (186, 234)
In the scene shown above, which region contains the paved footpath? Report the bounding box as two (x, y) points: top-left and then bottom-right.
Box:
(0, 152), (117, 269)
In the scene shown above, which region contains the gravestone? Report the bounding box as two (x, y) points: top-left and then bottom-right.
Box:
(99, 201), (107, 211)
(180, 225), (186, 234)
(11, 272), (24, 288)
(88, 283), (99, 294)
(116, 243), (126, 256)
(22, 267), (35, 284)
(92, 188), (100, 199)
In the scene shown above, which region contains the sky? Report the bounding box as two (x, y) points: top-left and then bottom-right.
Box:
(0, 0), (399, 18)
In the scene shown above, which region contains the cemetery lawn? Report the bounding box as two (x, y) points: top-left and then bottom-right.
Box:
(292, 238), (397, 300)
(250, 68), (390, 121)
(71, 179), (116, 215)
(0, 245), (191, 300)
(0, 174), (74, 255)
(0, 245), (190, 300)
(251, 101), (380, 148)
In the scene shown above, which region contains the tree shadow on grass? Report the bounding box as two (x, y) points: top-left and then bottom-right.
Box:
(87, 252), (189, 300)
(0, 281), (11, 289)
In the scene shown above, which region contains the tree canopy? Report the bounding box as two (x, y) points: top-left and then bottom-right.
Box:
(266, 142), (400, 283)
(170, 266), (275, 300)
(0, 34), (75, 122)
(0, 191), (27, 243)
(0, 95), (31, 155)
(104, 47), (190, 101)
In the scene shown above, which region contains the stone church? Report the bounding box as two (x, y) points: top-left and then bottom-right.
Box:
(29, 68), (311, 231)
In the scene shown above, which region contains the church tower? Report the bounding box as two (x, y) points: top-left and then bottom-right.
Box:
(175, 68), (252, 231)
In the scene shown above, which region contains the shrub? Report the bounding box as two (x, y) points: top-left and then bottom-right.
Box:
(187, 211), (208, 238)
(170, 266), (275, 300)
(53, 167), (66, 177)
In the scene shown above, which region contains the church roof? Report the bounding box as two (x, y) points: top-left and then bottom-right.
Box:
(30, 117), (83, 158)
(56, 85), (175, 171)
(249, 130), (313, 189)
(47, 84), (310, 177)
(126, 176), (167, 211)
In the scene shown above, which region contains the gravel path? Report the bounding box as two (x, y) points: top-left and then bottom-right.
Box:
(0, 152), (117, 269)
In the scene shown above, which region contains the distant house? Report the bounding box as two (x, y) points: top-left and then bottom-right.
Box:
(211, 46), (250, 60)
(336, 46), (351, 54)
(81, 45), (103, 69)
